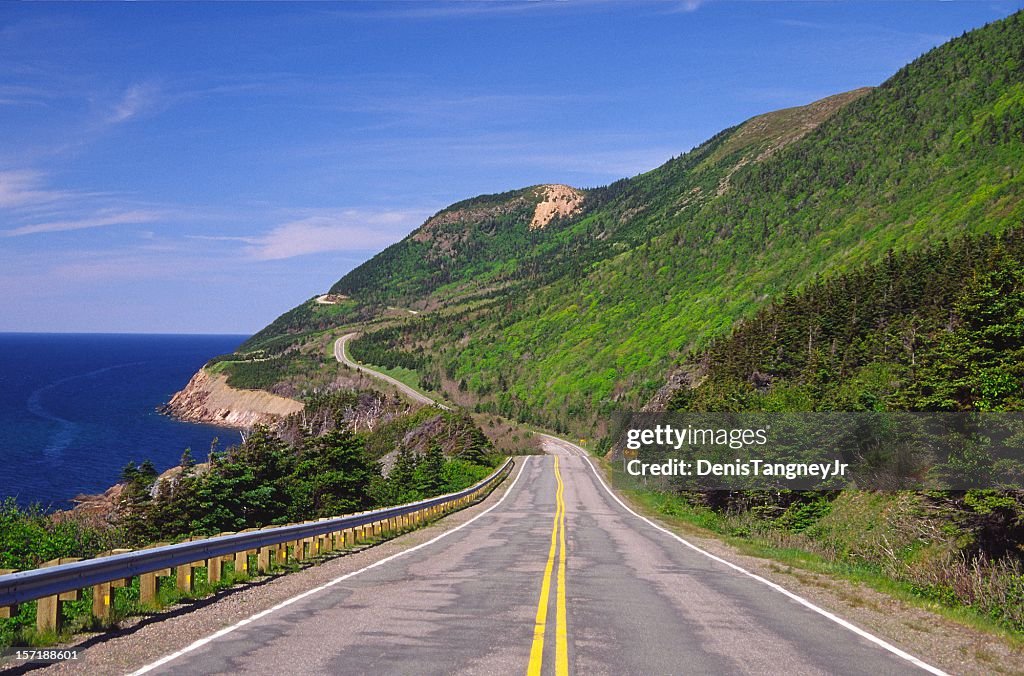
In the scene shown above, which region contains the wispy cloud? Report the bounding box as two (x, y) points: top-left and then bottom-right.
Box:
(3, 210), (163, 237)
(332, 0), (615, 20)
(772, 16), (950, 46)
(664, 0), (709, 14)
(0, 170), (67, 208)
(0, 168), (163, 237)
(219, 209), (430, 261)
(108, 83), (160, 124)
(775, 18), (830, 30)
(0, 84), (53, 108)
(294, 128), (689, 184)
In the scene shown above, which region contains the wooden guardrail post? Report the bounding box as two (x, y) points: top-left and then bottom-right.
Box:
(233, 549), (248, 575)
(92, 550), (132, 621)
(257, 542), (272, 573)
(304, 534), (315, 558)
(207, 533), (237, 584)
(207, 556), (223, 584)
(140, 568), (171, 606)
(176, 564), (193, 593)
(139, 542), (172, 606)
(274, 541), (287, 565)
(177, 537), (207, 593)
(36, 558), (81, 633)
(316, 520), (328, 554)
(0, 569), (16, 619)
(235, 529), (258, 575)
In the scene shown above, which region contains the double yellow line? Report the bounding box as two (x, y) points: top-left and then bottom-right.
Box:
(527, 456), (568, 676)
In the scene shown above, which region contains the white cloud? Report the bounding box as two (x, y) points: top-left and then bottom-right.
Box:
(3, 210), (162, 237)
(108, 83), (160, 124)
(242, 210), (429, 261)
(665, 0), (707, 13)
(335, 0), (614, 20)
(0, 169), (66, 208)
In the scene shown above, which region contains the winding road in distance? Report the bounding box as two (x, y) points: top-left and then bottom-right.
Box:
(334, 333), (449, 410)
(137, 438), (942, 675)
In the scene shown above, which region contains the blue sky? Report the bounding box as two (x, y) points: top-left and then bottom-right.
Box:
(1, 0), (1020, 334)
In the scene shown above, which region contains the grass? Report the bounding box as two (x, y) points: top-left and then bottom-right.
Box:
(334, 333), (451, 405)
(370, 364), (423, 391)
(603, 461), (1024, 647)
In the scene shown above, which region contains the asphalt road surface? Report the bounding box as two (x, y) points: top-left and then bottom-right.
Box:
(136, 438), (942, 675)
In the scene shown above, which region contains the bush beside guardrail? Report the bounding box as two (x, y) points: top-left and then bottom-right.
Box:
(0, 458), (513, 634)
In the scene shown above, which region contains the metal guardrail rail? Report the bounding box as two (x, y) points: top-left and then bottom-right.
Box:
(0, 457), (514, 632)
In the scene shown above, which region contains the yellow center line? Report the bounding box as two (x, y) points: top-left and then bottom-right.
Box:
(555, 456), (568, 676)
(527, 456), (569, 676)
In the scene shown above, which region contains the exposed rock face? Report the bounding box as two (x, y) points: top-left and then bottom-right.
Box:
(61, 461), (213, 524)
(642, 363), (708, 414)
(529, 184), (584, 230)
(164, 369), (304, 428)
(54, 483), (125, 527)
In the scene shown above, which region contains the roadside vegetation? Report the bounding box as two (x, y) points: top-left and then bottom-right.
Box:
(13, 9), (1021, 650)
(620, 484), (1024, 637)
(624, 227), (1024, 636)
(0, 389), (501, 648)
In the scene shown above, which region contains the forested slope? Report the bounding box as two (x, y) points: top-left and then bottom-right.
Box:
(392, 12), (1024, 431)
(237, 12), (1024, 435)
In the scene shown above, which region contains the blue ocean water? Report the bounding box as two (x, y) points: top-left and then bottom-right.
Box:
(0, 333), (247, 509)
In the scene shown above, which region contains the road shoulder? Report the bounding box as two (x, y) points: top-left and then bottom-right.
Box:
(590, 457), (1024, 676)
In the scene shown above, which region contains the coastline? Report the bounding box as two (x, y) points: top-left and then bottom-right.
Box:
(62, 367), (303, 519)
(163, 367), (304, 429)
(0, 333), (249, 510)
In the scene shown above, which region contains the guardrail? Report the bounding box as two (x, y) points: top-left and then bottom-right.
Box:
(0, 458), (514, 633)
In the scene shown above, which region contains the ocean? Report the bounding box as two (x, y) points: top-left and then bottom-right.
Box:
(0, 333), (247, 510)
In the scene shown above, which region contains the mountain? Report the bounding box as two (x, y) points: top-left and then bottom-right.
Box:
(228, 11), (1024, 434)
(241, 88), (870, 354)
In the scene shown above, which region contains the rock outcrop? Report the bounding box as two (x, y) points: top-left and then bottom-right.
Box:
(164, 368), (303, 428)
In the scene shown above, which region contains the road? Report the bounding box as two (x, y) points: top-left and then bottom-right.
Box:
(135, 437), (942, 675)
(334, 333), (449, 410)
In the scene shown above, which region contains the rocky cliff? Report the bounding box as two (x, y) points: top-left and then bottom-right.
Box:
(165, 368), (303, 428)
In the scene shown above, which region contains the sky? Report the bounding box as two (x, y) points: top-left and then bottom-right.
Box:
(1, 0), (1021, 335)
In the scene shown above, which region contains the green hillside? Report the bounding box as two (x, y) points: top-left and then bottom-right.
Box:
(665, 228), (1024, 414)
(241, 88), (869, 354)
(238, 12), (1024, 434)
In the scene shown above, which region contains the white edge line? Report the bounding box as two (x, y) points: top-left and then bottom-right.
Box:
(578, 451), (949, 676)
(128, 457), (530, 675)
